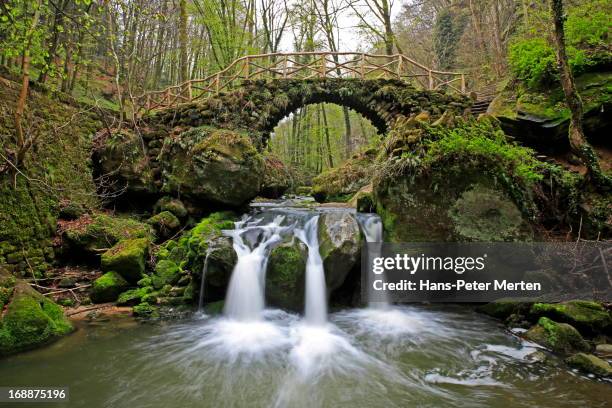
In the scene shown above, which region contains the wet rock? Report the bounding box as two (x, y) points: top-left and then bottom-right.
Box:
(595, 344), (612, 358)
(317, 212), (361, 292)
(101, 238), (150, 283)
(91, 271), (129, 303)
(204, 237), (238, 291)
(116, 287), (153, 306)
(266, 240), (307, 311)
(530, 301), (611, 335)
(565, 353), (612, 377)
(477, 300), (531, 320)
(151, 260), (182, 289)
(525, 317), (590, 355)
(0, 282), (73, 356)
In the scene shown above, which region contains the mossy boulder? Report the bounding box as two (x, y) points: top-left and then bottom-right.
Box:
(101, 238), (150, 283)
(154, 196), (188, 218)
(373, 120), (539, 242)
(477, 300), (531, 320)
(260, 155), (291, 198)
(0, 267), (16, 310)
(530, 301), (611, 335)
(565, 353), (612, 377)
(116, 287), (153, 306)
(147, 211), (180, 240)
(266, 241), (307, 311)
(312, 149), (376, 203)
(201, 236), (238, 291)
(132, 302), (160, 319)
(160, 127), (264, 206)
(0, 282), (73, 356)
(151, 260), (182, 289)
(317, 213), (361, 292)
(525, 317), (590, 355)
(63, 213), (152, 255)
(91, 271), (129, 303)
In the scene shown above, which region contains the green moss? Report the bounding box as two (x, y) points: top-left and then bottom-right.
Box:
(525, 317), (590, 355)
(90, 271), (129, 303)
(312, 150), (376, 203)
(132, 302), (160, 318)
(64, 213), (152, 254)
(101, 238), (150, 283)
(204, 300), (225, 316)
(530, 301), (611, 334)
(266, 243), (306, 311)
(477, 300), (531, 320)
(565, 353), (612, 377)
(0, 283), (73, 356)
(154, 197), (188, 218)
(151, 260), (181, 289)
(116, 287), (153, 306)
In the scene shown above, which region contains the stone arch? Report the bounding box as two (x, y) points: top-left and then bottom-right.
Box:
(150, 78), (470, 148)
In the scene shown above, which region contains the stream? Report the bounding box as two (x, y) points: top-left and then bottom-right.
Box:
(0, 200), (610, 408)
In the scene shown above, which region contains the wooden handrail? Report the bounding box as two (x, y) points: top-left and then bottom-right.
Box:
(136, 51), (467, 112)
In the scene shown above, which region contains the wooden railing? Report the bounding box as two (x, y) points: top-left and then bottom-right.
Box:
(136, 52), (467, 112)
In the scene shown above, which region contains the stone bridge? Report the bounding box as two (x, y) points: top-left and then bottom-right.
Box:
(94, 55), (471, 210)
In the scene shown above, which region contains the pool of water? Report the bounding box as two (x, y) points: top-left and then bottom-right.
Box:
(0, 305), (609, 408)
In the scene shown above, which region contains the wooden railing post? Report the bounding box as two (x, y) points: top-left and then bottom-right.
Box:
(283, 55), (288, 79)
(320, 55), (326, 78)
(461, 74), (466, 93)
(428, 70), (434, 90)
(396, 56), (402, 79)
(216, 73), (220, 93)
(360, 53), (365, 79)
(245, 57), (250, 80)
(187, 82), (192, 101)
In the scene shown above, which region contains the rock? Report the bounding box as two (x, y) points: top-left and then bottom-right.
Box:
(204, 300), (225, 315)
(151, 260), (182, 289)
(525, 350), (548, 364)
(477, 300), (531, 320)
(530, 301), (611, 335)
(132, 302), (159, 318)
(91, 271), (129, 303)
(260, 155), (291, 198)
(116, 287), (152, 306)
(57, 277), (76, 288)
(349, 184), (374, 212)
(525, 317), (590, 355)
(565, 353), (612, 377)
(312, 150), (376, 203)
(154, 196), (188, 218)
(595, 344), (612, 358)
(317, 212), (360, 292)
(101, 238), (150, 283)
(160, 127), (264, 206)
(63, 213), (152, 255)
(147, 211), (180, 239)
(0, 282), (73, 356)
(203, 236), (238, 291)
(266, 240), (307, 311)
(58, 202), (86, 220)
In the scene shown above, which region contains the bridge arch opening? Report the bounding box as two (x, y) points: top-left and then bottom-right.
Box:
(268, 102), (381, 179)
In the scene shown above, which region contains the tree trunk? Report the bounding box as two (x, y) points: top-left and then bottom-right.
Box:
(179, 0), (189, 83)
(550, 0), (610, 190)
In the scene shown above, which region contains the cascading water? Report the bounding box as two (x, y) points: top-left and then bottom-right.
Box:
(197, 249), (211, 312)
(295, 216), (327, 326)
(357, 214), (389, 308)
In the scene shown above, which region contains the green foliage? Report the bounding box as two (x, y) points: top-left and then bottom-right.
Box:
(100, 238), (150, 283)
(424, 120), (544, 186)
(433, 9), (466, 70)
(509, 1), (612, 88)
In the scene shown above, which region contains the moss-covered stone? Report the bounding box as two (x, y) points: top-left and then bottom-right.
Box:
(565, 353), (612, 377)
(260, 155), (292, 198)
(154, 196), (188, 218)
(477, 300), (531, 320)
(204, 300), (225, 315)
(160, 127), (265, 206)
(101, 238), (150, 283)
(91, 271), (129, 303)
(116, 287), (153, 306)
(312, 149), (376, 203)
(266, 241), (307, 311)
(63, 213), (152, 254)
(530, 301), (611, 335)
(147, 211), (180, 239)
(151, 260), (181, 289)
(0, 283), (73, 356)
(132, 302), (160, 318)
(317, 213), (360, 292)
(525, 317), (590, 355)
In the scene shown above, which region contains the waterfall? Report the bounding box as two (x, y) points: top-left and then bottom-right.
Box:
(223, 215), (287, 321)
(197, 250), (211, 312)
(357, 214), (389, 308)
(295, 216), (328, 325)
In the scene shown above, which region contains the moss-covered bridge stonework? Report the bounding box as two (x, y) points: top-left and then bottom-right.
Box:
(93, 78), (471, 209)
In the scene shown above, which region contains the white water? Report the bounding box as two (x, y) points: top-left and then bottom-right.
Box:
(224, 215), (290, 321)
(197, 250), (211, 312)
(357, 214), (389, 308)
(295, 216), (328, 326)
